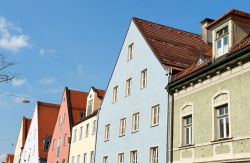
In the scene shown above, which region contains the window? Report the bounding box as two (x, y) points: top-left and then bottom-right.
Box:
(217, 104), (229, 139)
(79, 126), (83, 140)
(103, 156), (108, 163)
(126, 78), (132, 96)
(80, 112), (85, 120)
(73, 129), (77, 142)
(85, 123), (89, 138)
(52, 139), (56, 151)
(118, 153), (124, 163)
(151, 105), (159, 126)
(183, 115), (192, 145)
(104, 124), (110, 141)
(140, 69), (147, 88)
(77, 155), (80, 163)
(43, 136), (51, 152)
(150, 147), (158, 163)
(128, 43), (134, 61)
(64, 134), (67, 146)
(216, 26), (229, 57)
(83, 153), (87, 163)
(130, 150), (137, 163)
(92, 120), (97, 135)
(90, 151), (94, 163)
(132, 113), (139, 132)
(87, 99), (93, 116)
(71, 156), (75, 163)
(113, 86), (118, 103)
(56, 136), (61, 157)
(119, 118), (126, 136)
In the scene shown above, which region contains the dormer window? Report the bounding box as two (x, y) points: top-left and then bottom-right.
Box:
(87, 99), (93, 116)
(216, 26), (229, 58)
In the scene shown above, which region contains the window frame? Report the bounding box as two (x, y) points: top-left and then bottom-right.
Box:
(83, 153), (87, 163)
(92, 120), (97, 135)
(125, 78), (132, 96)
(85, 123), (89, 138)
(119, 118), (126, 137)
(140, 69), (147, 89)
(118, 153), (124, 163)
(183, 115), (193, 146)
(103, 156), (108, 163)
(132, 113), (139, 133)
(128, 43), (134, 61)
(112, 86), (118, 103)
(130, 150), (138, 163)
(151, 105), (160, 127)
(104, 124), (110, 141)
(150, 146), (159, 163)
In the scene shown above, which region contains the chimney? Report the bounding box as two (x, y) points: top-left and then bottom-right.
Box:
(200, 18), (214, 43)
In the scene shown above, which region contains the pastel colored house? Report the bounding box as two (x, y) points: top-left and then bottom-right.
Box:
(95, 17), (210, 163)
(13, 117), (32, 163)
(5, 154), (14, 163)
(19, 102), (60, 163)
(47, 87), (88, 163)
(168, 9), (250, 163)
(68, 87), (105, 163)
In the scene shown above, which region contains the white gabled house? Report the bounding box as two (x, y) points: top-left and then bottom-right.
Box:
(95, 17), (210, 163)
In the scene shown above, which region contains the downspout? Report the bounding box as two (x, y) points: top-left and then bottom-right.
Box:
(93, 108), (100, 163)
(166, 69), (172, 163)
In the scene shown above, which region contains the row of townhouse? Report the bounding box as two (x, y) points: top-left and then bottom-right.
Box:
(6, 8), (250, 163)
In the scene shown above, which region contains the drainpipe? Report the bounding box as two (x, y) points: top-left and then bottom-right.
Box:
(166, 70), (172, 163)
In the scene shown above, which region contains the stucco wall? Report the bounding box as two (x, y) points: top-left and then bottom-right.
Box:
(172, 62), (250, 162)
(95, 20), (169, 163)
(13, 121), (24, 163)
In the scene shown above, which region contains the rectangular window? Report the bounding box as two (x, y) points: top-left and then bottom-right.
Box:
(113, 86), (118, 103)
(130, 150), (137, 163)
(216, 26), (229, 57)
(151, 105), (160, 126)
(150, 147), (158, 163)
(104, 124), (110, 141)
(118, 153), (124, 163)
(126, 78), (132, 96)
(79, 126), (83, 140)
(90, 151), (94, 163)
(77, 155), (80, 163)
(132, 113), (139, 132)
(73, 129), (77, 142)
(183, 115), (192, 145)
(83, 153), (87, 163)
(71, 156), (75, 163)
(119, 118), (126, 136)
(103, 156), (108, 163)
(217, 104), (229, 139)
(87, 99), (93, 116)
(85, 123), (89, 138)
(128, 43), (134, 61)
(141, 69), (147, 88)
(92, 120), (97, 135)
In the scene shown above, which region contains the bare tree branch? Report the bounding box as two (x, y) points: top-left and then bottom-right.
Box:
(0, 54), (17, 83)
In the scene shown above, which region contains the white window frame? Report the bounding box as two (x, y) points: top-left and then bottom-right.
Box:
(140, 69), (147, 88)
(126, 78), (132, 96)
(151, 105), (160, 126)
(119, 118), (126, 136)
(150, 146), (159, 163)
(73, 129), (77, 142)
(183, 115), (192, 145)
(216, 105), (229, 139)
(132, 113), (139, 133)
(77, 154), (80, 163)
(83, 153), (87, 163)
(85, 123), (89, 138)
(79, 126), (83, 140)
(104, 124), (110, 141)
(130, 150), (138, 163)
(212, 90), (231, 141)
(113, 86), (118, 103)
(92, 120), (96, 135)
(90, 151), (94, 163)
(118, 153), (124, 163)
(87, 99), (93, 116)
(128, 43), (134, 61)
(71, 156), (75, 163)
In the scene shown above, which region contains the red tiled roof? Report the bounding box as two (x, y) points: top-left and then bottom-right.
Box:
(93, 87), (105, 99)
(5, 154), (14, 163)
(171, 35), (250, 82)
(68, 89), (88, 125)
(22, 117), (32, 147)
(37, 101), (60, 160)
(207, 9), (250, 29)
(133, 17), (212, 69)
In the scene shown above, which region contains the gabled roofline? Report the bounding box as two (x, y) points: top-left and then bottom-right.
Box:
(65, 87), (73, 133)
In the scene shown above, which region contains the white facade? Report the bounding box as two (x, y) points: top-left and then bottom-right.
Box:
(20, 106), (39, 163)
(95, 20), (169, 163)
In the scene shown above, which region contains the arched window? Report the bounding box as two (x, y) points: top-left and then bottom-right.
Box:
(180, 103), (193, 146)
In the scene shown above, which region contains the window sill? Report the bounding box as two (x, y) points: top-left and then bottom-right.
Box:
(131, 130), (139, 134)
(178, 144), (195, 149)
(211, 137), (233, 144)
(119, 134), (125, 138)
(112, 101), (117, 104)
(151, 123), (159, 128)
(104, 139), (109, 142)
(140, 86), (147, 90)
(125, 94), (131, 97)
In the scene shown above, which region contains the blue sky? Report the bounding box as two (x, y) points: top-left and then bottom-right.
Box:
(0, 0), (249, 161)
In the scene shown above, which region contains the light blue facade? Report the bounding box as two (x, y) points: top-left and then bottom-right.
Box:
(95, 20), (169, 163)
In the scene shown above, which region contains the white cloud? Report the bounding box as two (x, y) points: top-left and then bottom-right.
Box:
(0, 16), (29, 52)
(39, 77), (56, 85)
(11, 78), (27, 87)
(39, 48), (56, 56)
